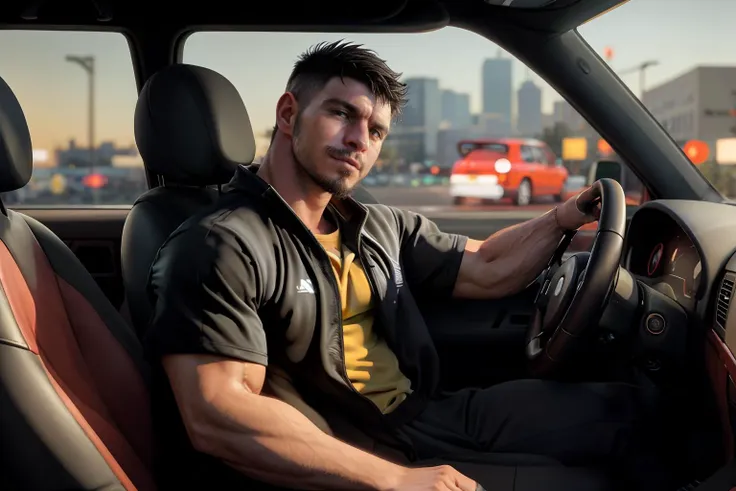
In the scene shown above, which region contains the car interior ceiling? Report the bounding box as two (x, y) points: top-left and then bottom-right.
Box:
(2, 0), (736, 489)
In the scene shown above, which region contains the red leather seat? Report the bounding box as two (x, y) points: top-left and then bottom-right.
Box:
(0, 76), (155, 490)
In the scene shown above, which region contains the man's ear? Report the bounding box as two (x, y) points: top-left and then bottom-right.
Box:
(275, 92), (299, 138)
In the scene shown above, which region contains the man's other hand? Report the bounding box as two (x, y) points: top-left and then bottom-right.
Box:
(388, 465), (479, 491)
(556, 184), (602, 230)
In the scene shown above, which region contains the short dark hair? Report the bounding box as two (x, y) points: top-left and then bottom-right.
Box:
(271, 40), (408, 142)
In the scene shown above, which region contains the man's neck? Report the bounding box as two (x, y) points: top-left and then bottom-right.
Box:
(257, 144), (335, 234)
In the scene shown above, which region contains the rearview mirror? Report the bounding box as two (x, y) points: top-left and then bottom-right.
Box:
(587, 160), (623, 186)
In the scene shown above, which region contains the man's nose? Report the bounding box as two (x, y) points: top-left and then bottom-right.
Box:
(344, 122), (368, 152)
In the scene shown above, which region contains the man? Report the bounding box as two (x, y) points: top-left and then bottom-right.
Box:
(145, 41), (652, 490)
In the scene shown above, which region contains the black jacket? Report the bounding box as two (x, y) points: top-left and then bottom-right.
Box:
(145, 165), (468, 488)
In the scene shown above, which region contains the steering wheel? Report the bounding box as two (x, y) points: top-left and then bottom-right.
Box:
(525, 178), (627, 376)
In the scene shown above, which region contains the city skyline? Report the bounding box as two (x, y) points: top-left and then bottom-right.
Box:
(0, 0), (733, 152)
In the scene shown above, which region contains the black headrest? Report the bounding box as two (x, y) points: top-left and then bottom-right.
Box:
(0, 76), (33, 192)
(134, 64), (256, 186)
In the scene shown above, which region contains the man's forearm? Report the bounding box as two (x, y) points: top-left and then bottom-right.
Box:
(465, 209), (564, 298)
(193, 388), (405, 490)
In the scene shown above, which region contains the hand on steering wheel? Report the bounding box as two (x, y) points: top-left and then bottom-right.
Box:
(526, 179), (627, 377)
(556, 184), (602, 231)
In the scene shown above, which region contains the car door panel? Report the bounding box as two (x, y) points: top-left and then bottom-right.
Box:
(13, 207), (129, 310)
(529, 146), (551, 194)
(419, 283), (540, 389)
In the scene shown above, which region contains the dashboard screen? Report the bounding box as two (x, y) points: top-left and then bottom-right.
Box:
(645, 236), (701, 300)
(626, 214), (702, 308)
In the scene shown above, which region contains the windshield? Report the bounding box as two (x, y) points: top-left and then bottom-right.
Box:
(579, 0), (736, 197)
(458, 142), (509, 157)
(6, 11), (720, 248)
(184, 30), (609, 245)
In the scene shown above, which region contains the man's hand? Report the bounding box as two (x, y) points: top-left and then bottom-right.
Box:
(555, 184), (602, 231)
(388, 465), (480, 491)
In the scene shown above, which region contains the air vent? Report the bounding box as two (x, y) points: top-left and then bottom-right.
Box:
(716, 273), (736, 329)
(676, 480), (701, 491)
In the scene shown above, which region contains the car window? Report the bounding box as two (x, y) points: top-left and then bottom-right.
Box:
(530, 146), (548, 165)
(519, 145), (535, 163)
(458, 142), (509, 157)
(543, 147), (558, 167)
(579, 0), (735, 199)
(184, 30), (631, 241)
(0, 31), (144, 207)
(590, 159), (646, 207)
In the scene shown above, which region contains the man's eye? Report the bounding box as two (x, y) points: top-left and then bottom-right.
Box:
(333, 110), (348, 118)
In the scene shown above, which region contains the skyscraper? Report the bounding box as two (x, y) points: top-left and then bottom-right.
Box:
(393, 77), (441, 161)
(517, 80), (542, 137)
(400, 77), (441, 127)
(553, 100), (587, 133)
(441, 90), (472, 129)
(482, 56), (513, 135)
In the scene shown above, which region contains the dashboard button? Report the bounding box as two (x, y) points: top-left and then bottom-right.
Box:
(645, 313), (666, 335)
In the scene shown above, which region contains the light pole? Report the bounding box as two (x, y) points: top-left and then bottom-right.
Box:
(618, 60), (660, 99)
(65, 55), (96, 202)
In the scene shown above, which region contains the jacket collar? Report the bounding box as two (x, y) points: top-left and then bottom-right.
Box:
(225, 164), (370, 246)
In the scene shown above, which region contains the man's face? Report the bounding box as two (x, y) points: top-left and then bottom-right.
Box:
(290, 77), (392, 198)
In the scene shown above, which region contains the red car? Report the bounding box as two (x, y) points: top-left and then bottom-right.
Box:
(450, 138), (569, 206)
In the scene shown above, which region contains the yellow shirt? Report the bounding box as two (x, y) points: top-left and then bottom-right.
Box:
(314, 228), (412, 414)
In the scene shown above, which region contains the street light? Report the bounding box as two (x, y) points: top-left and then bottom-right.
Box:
(618, 60), (660, 98)
(65, 55), (95, 168)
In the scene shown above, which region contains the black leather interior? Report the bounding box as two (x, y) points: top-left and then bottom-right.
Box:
(134, 64), (255, 185)
(0, 76), (32, 192)
(122, 64), (256, 336)
(122, 62), (383, 338)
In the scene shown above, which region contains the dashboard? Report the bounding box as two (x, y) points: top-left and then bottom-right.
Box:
(624, 201), (736, 321)
(623, 200), (736, 465)
(591, 197), (736, 355)
(624, 199), (736, 325)
(625, 210), (703, 310)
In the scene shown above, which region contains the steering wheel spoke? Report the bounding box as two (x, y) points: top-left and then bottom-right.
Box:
(535, 267), (552, 305)
(534, 229), (578, 308)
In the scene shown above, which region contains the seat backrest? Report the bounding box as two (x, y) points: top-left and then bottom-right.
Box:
(122, 64), (256, 337)
(0, 76), (155, 490)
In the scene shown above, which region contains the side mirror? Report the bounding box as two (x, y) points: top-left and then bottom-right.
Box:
(587, 159), (623, 186)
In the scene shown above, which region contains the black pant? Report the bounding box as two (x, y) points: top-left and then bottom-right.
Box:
(398, 379), (671, 489)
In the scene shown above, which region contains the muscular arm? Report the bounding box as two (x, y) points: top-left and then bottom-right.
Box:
(453, 209), (563, 299)
(164, 354), (406, 491)
(453, 187), (600, 299)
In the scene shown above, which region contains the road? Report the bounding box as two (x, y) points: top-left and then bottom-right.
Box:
(366, 186), (555, 238)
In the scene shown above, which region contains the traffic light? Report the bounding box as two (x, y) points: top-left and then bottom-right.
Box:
(597, 139), (613, 156)
(82, 173), (108, 189)
(683, 140), (709, 165)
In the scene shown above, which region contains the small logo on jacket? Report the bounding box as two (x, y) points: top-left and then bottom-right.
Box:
(390, 258), (404, 288)
(296, 279), (315, 294)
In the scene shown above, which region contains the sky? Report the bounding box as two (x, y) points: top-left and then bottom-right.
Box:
(0, 0), (734, 153)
